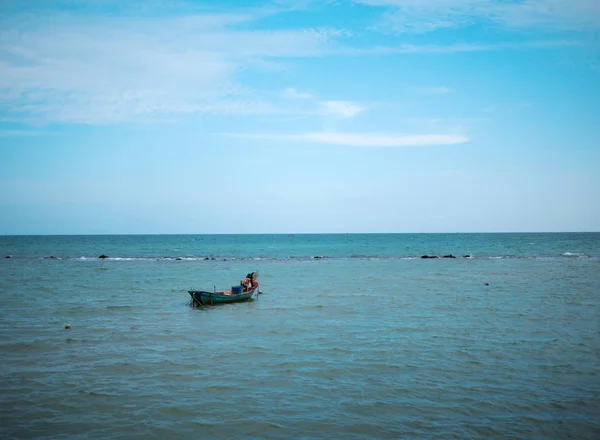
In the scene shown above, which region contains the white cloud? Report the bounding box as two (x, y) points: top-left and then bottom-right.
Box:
(355, 0), (600, 33)
(320, 100), (366, 118)
(495, 0), (600, 30)
(221, 131), (469, 147)
(0, 11), (345, 124)
(282, 88), (313, 99)
(0, 2), (589, 127)
(333, 40), (582, 56)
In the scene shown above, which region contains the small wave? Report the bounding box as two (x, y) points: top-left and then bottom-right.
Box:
(12, 253), (596, 262)
(77, 389), (119, 398)
(171, 257), (208, 261)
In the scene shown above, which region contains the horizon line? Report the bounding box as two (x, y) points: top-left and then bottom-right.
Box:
(1, 231), (598, 237)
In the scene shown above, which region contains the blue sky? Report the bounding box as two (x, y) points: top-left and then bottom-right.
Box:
(1, 0), (599, 234)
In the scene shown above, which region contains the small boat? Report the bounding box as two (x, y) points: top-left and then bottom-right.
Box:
(188, 272), (260, 306)
(188, 287), (257, 306)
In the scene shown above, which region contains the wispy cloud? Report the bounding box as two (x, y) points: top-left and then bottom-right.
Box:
(493, 0), (600, 30)
(320, 101), (366, 118)
(354, 0), (600, 33)
(334, 40), (583, 56)
(282, 88), (313, 100)
(0, 1), (591, 127)
(220, 131), (469, 147)
(0, 10), (345, 124)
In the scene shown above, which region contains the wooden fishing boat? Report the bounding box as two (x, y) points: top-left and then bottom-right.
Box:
(189, 272), (260, 306)
(188, 286), (258, 306)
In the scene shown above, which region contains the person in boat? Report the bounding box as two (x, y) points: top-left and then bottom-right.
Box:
(242, 272), (258, 291)
(241, 273), (253, 292)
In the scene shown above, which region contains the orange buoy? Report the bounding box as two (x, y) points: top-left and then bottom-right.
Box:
(65, 324), (71, 329)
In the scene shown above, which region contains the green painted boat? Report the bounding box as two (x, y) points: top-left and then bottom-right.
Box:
(188, 286), (257, 306)
(188, 272), (260, 306)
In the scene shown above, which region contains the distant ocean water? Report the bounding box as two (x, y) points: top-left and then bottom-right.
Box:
(1, 233), (599, 439)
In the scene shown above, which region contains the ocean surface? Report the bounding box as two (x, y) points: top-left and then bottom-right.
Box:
(1, 233), (599, 439)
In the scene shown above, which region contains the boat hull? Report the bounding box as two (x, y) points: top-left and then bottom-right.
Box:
(188, 288), (257, 306)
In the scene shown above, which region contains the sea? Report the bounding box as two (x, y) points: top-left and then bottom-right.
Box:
(1, 233), (599, 439)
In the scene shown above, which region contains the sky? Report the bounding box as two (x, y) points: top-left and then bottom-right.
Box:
(0, 0), (599, 234)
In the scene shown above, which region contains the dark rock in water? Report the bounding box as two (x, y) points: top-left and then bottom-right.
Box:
(443, 254), (456, 259)
(313, 256), (324, 259)
(485, 283), (489, 286)
(5, 255), (11, 258)
(175, 257), (182, 260)
(204, 257), (210, 260)
(421, 255), (438, 259)
(49, 256), (57, 259)
(210, 257), (216, 260)
(463, 255), (471, 258)
(98, 254), (109, 259)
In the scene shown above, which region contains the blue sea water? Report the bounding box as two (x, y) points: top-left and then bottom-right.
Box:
(1, 233), (599, 439)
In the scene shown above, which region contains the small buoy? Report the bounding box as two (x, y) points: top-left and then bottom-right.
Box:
(65, 324), (71, 329)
